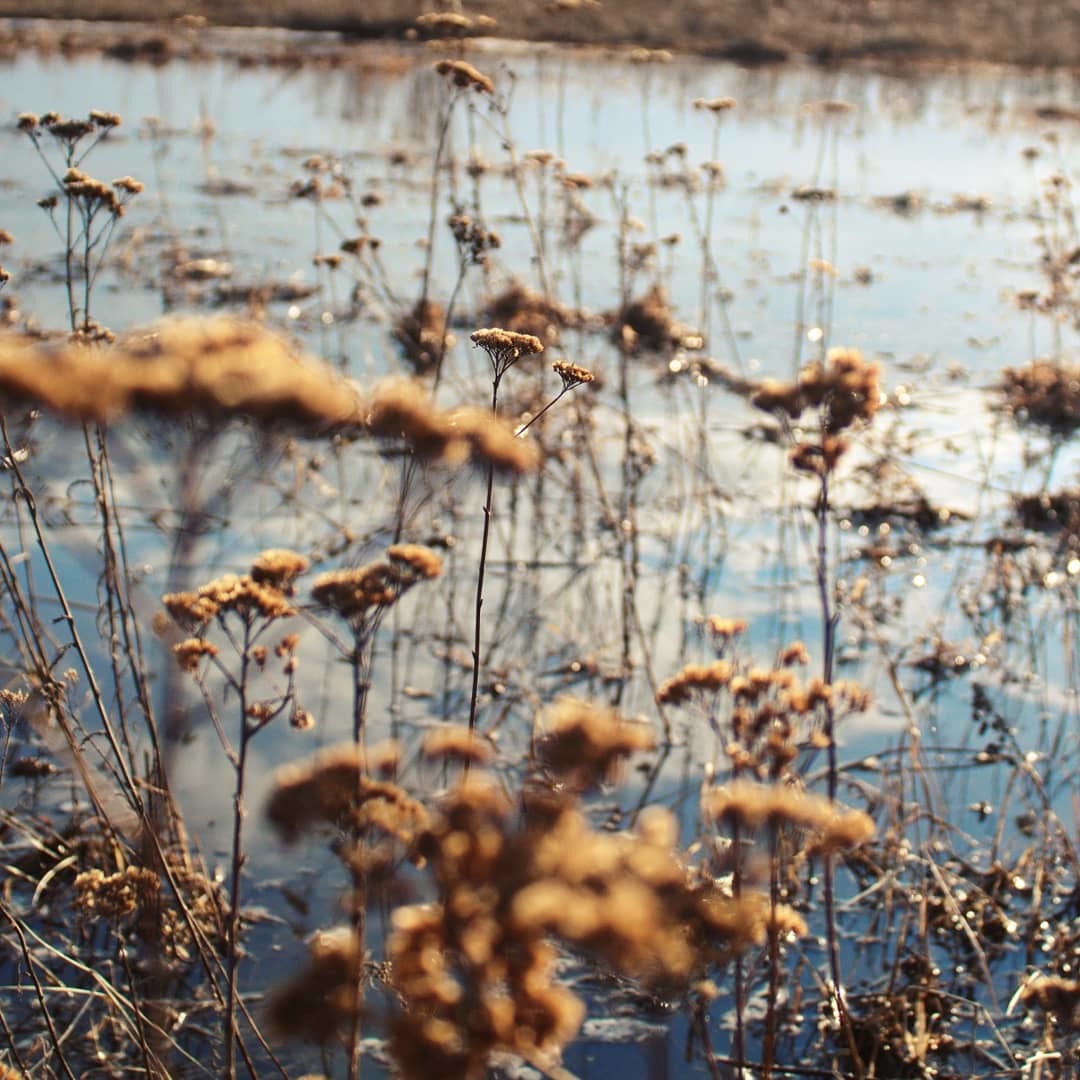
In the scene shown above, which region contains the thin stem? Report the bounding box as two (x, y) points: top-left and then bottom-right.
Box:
(468, 375), (502, 733)
(418, 88), (461, 315)
(815, 465), (864, 1077)
(224, 624), (253, 1080)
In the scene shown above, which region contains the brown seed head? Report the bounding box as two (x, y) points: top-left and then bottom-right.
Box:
(434, 59), (495, 94)
(552, 360), (595, 390)
(250, 548), (310, 592)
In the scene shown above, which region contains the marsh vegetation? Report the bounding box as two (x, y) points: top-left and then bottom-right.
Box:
(3, 16), (1080, 1080)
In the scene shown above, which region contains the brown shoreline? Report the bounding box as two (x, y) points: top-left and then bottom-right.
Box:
(0, 1), (1078, 69)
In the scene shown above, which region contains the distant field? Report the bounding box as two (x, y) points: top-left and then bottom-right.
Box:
(0, 0), (1079, 66)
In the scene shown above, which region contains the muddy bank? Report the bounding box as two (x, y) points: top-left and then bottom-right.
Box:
(0, 0), (1078, 68)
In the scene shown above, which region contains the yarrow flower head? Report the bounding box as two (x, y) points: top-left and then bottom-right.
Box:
(552, 360), (595, 391)
(470, 327), (544, 379)
(433, 58), (495, 94)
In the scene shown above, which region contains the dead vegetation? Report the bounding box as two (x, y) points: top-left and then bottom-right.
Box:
(5, 23), (1080, 1080)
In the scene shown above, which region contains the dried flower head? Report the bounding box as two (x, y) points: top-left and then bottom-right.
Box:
(434, 58), (495, 94)
(265, 742), (414, 843)
(1021, 974), (1080, 1025)
(112, 175), (144, 195)
(535, 697), (655, 788)
(366, 378), (463, 462)
(268, 927), (364, 1042)
(449, 406), (540, 473)
(74, 866), (160, 919)
(999, 359), (1080, 437)
(311, 544), (440, 622)
(162, 590), (220, 630)
(552, 360), (595, 391)
(0, 318), (367, 430)
(707, 616), (749, 641)
(310, 563), (398, 619)
(89, 109), (122, 128)
(693, 96), (737, 112)
(393, 298), (451, 374)
(163, 572), (293, 630)
(250, 548), (310, 593)
(657, 660), (734, 705)
(702, 778), (874, 854)
(173, 637), (219, 673)
(386, 543), (443, 582)
(422, 724), (495, 767)
(777, 641), (810, 667)
(470, 326), (545, 378)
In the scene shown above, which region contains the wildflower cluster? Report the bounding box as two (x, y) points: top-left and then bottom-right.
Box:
(470, 326), (545, 379)
(999, 358), (1080, 437)
(551, 359), (595, 391)
(367, 379), (539, 472)
(415, 11), (498, 37)
(267, 701), (784, 1076)
(17, 108), (121, 148)
(752, 347), (881, 474)
(310, 543), (443, 623)
(449, 209), (501, 266)
(74, 866), (160, 919)
(534, 696), (655, 788)
(658, 639), (870, 779)
(433, 58), (495, 94)
(163, 571), (295, 631)
(702, 779), (875, 857)
(60, 166), (142, 217)
(265, 741), (427, 845)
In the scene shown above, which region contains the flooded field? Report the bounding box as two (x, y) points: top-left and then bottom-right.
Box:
(3, 26), (1080, 1079)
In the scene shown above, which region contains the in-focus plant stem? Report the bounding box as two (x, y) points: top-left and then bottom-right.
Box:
(468, 374), (502, 733)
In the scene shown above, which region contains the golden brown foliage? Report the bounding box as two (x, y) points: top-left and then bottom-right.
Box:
(162, 572), (294, 630)
(249, 548), (310, 593)
(702, 778), (874, 855)
(752, 346), (881, 435)
(433, 58), (495, 93)
(0, 318), (365, 429)
(267, 927), (365, 1042)
(535, 697), (656, 788)
(310, 545), (441, 620)
(999, 359), (1080, 436)
(265, 742), (420, 843)
(422, 724), (496, 767)
(74, 866), (160, 919)
(366, 379), (540, 473)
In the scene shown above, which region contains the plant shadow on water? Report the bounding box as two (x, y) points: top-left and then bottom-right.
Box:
(3, 18), (1080, 1080)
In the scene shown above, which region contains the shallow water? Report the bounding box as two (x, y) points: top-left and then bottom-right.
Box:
(2, 31), (1080, 1077)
